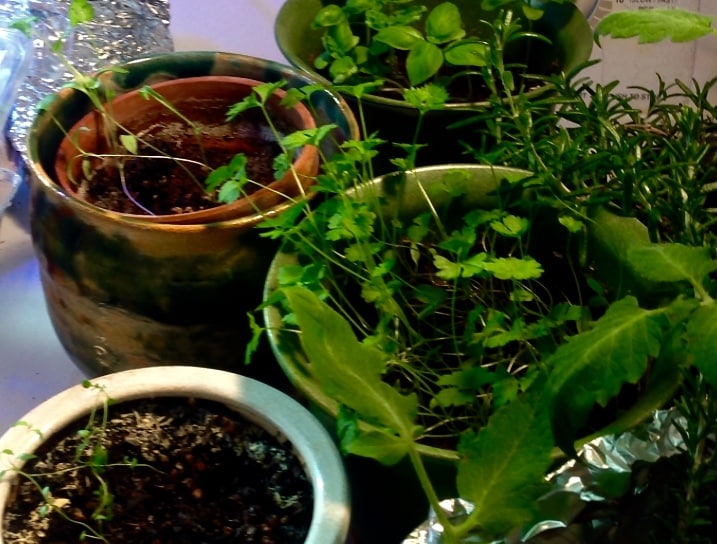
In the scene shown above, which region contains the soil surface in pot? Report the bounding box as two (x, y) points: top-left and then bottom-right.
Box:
(78, 107), (286, 216)
(2, 397), (313, 543)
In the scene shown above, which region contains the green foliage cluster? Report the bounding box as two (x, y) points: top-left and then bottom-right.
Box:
(247, 38), (717, 544)
(310, 0), (571, 98)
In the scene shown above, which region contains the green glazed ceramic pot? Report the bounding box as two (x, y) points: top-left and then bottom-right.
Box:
(262, 164), (680, 543)
(275, 0), (594, 169)
(27, 51), (358, 376)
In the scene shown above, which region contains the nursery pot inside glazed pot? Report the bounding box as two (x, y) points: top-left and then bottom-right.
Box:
(27, 51), (359, 376)
(54, 76), (320, 225)
(0, 366), (350, 544)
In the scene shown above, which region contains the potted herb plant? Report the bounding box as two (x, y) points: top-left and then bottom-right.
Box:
(274, 0), (594, 167)
(242, 28), (717, 534)
(256, 154), (683, 541)
(0, 365), (351, 543)
(26, 49), (358, 376)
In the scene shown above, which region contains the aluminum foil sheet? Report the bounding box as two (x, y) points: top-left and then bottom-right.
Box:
(1, 0), (173, 156)
(404, 409), (687, 544)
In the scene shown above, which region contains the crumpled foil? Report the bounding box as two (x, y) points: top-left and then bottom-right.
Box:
(1, 0), (173, 156)
(404, 409), (687, 544)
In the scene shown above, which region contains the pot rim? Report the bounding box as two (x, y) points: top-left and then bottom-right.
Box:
(0, 366), (351, 544)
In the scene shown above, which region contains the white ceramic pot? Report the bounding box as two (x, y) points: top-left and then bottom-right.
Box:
(0, 366), (351, 543)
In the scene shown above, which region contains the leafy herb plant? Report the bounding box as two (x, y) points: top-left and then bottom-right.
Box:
(310, 0), (580, 101)
(248, 34), (717, 539)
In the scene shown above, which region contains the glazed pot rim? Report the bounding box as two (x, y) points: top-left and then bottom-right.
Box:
(0, 366), (350, 544)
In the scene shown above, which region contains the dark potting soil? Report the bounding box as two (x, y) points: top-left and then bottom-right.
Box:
(83, 108), (282, 216)
(2, 397), (313, 543)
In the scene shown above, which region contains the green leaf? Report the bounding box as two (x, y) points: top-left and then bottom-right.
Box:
(628, 244), (717, 285)
(546, 296), (667, 455)
(119, 134), (138, 155)
(327, 22), (360, 55)
(329, 55), (359, 84)
(8, 16), (38, 38)
(596, 9), (715, 44)
(686, 304), (717, 389)
(431, 387), (475, 408)
(484, 257), (543, 280)
(226, 94), (260, 120)
(490, 214), (529, 238)
(69, 0), (95, 26)
(521, 4), (544, 21)
(402, 83), (450, 111)
(406, 41), (444, 86)
(558, 215), (584, 234)
(425, 1), (465, 44)
(343, 429), (411, 465)
(284, 287), (418, 440)
(443, 39), (488, 67)
(252, 81), (285, 105)
(433, 252), (488, 280)
(457, 388), (553, 537)
(373, 25), (424, 50)
(244, 312), (264, 366)
(312, 4), (346, 27)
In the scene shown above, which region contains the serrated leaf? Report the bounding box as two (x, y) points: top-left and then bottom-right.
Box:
(484, 257), (543, 280)
(490, 214), (529, 238)
(546, 296), (666, 455)
(596, 9), (715, 44)
(284, 287), (418, 439)
(628, 244), (717, 285)
(457, 387), (553, 536)
(433, 252), (488, 280)
(686, 304), (717, 389)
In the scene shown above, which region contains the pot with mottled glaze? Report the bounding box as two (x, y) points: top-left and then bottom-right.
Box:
(27, 51), (358, 375)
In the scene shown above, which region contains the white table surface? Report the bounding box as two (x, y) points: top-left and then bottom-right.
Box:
(0, 0), (285, 432)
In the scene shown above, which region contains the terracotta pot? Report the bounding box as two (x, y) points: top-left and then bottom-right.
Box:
(0, 366), (351, 543)
(54, 76), (320, 225)
(27, 51), (358, 375)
